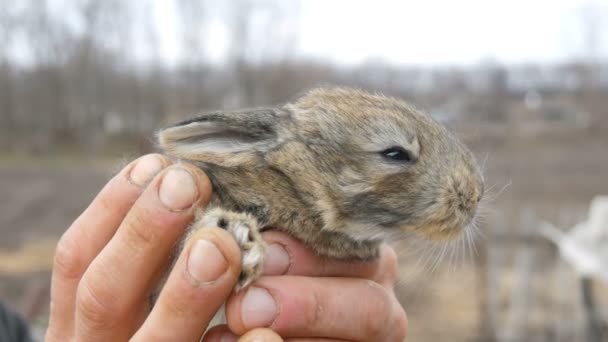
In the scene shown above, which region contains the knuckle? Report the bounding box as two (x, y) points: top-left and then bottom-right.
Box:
(53, 232), (86, 280)
(379, 246), (399, 286)
(159, 289), (193, 319)
(384, 247), (399, 274)
(124, 210), (158, 248)
(394, 305), (409, 340)
(44, 328), (70, 342)
(363, 281), (394, 338)
(76, 280), (119, 329)
(301, 290), (324, 330)
(97, 194), (114, 214)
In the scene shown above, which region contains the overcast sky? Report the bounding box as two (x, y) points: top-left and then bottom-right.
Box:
(152, 0), (608, 67)
(298, 0), (607, 66)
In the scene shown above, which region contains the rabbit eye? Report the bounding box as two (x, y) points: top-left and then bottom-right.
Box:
(381, 147), (414, 163)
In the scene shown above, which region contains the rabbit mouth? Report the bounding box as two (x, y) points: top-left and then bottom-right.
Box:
(403, 211), (475, 241)
(410, 180), (481, 240)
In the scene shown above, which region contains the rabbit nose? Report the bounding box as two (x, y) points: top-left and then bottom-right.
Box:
(453, 178), (480, 214)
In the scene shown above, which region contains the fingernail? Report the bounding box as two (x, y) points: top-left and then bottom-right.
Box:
(159, 167), (199, 210)
(187, 239), (228, 285)
(241, 287), (277, 328)
(262, 244), (290, 275)
(129, 155), (163, 187)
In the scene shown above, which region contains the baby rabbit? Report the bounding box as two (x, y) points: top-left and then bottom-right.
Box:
(158, 87), (484, 290)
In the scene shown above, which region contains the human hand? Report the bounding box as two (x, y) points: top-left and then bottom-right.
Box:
(204, 231), (408, 341)
(45, 153), (407, 341)
(45, 154), (244, 341)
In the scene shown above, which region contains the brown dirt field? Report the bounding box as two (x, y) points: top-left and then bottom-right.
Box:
(0, 128), (607, 341)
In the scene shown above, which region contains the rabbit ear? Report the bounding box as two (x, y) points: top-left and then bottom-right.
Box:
(157, 108), (286, 160)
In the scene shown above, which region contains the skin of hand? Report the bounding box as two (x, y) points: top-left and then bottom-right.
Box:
(45, 154), (407, 342)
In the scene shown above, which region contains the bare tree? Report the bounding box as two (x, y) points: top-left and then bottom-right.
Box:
(0, 0), (74, 152)
(577, 1), (607, 129)
(224, 0), (300, 106)
(64, 0), (130, 154)
(176, 0), (207, 67)
(0, 4), (17, 150)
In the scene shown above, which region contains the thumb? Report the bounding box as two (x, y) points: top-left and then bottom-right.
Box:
(239, 328), (283, 342)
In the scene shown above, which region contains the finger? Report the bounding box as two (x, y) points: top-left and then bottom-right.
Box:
(284, 339), (348, 342)
(239, 329), (348, 342)
(47, 154), (170, 341)
(134, 227), (242, 341)
(75, 164), (212, 341)
(204, 326), (285, 342)
(261, 231), (399, 286)
(239, 328), (283, 342)
(226, 277), (408, 341)
(202, 325), (235, 342)
(203, 326), (347, 342)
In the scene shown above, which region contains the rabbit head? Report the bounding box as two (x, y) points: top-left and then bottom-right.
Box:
(158, 88), (484, 244)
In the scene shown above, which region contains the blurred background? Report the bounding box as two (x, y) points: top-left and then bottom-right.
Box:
(1, 0), (607, 341)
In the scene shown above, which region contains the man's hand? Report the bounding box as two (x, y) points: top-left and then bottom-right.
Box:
(205, 231), (408, 341)
(46, 154), (244, 341)
(46, 154), (408, 341)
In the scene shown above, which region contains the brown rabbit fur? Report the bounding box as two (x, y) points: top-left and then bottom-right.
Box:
(158, 87), (484, 289)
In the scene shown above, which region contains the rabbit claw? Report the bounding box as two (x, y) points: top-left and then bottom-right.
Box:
(194, 208), (267, 291)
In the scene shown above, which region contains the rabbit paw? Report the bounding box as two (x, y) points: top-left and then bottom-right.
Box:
(194, 208), (267, 291)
